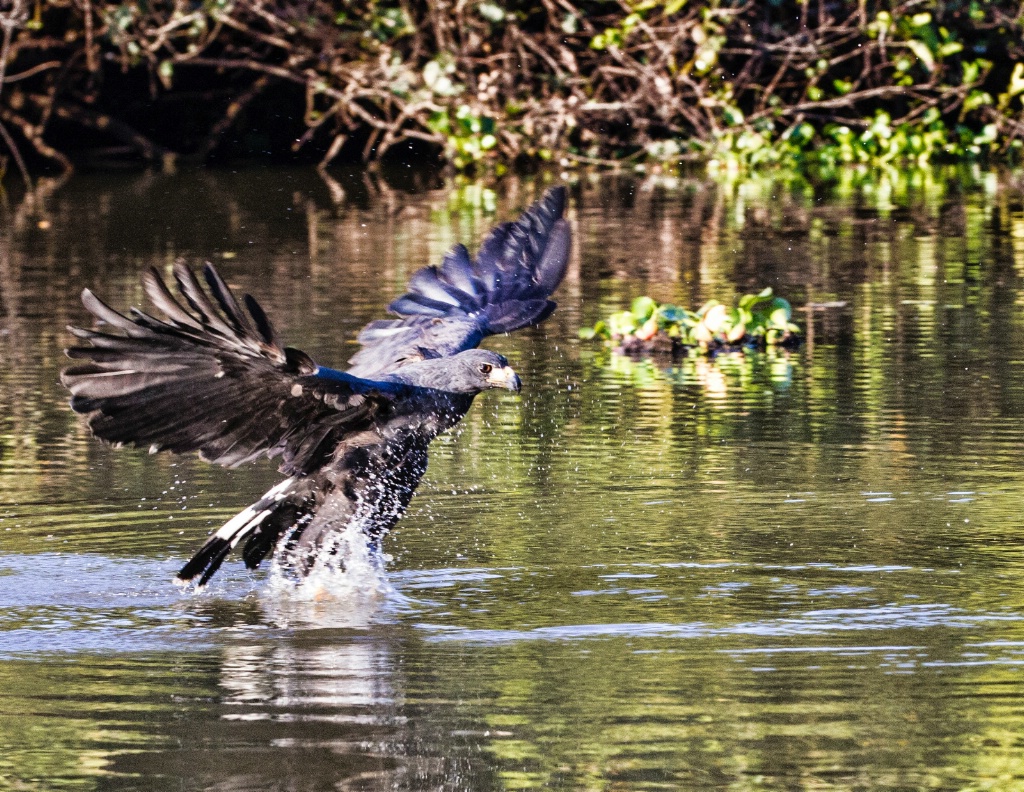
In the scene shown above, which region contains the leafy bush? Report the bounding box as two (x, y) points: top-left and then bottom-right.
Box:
(3, 1), (1024, 178)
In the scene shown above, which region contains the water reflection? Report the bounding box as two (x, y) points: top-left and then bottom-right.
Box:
(594, 347), (799, 403)
(219, 641), (395, 712)
(5, 166), (1024, 789)
(118, 620), (504, 791)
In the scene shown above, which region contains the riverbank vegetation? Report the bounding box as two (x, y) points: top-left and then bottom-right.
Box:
(2, 1), (1024, 184)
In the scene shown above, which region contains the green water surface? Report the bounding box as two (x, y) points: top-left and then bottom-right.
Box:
(3, 167), (1024, 790)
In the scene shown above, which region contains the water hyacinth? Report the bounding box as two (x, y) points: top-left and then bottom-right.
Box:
(579, 289), (801, 354)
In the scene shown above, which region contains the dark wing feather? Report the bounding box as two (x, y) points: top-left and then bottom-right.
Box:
(62, 262), (402, 477)
(346, 186), (571, 378)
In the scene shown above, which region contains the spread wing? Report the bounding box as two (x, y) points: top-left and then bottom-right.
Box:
(61, 263), (403, 477)
(346, 185), (571, 378)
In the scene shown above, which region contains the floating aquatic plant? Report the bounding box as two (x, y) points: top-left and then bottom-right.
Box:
(579, 289), (801, 354)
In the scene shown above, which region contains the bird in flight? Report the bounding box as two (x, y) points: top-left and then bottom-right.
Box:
(61, 187), (570, 587)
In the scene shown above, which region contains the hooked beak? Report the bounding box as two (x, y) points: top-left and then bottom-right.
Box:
(487, 365), (521, 393)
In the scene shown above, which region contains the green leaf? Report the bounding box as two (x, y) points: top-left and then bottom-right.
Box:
(609, 311), (638, 336)
(425, 110), (450, 134)
(964, 89), (993, 113)
(703, 303), (729, 333)
(963, 60), (982, 84)
(157, 59), (174, 89)
(906, 40), (934, 72)
(478, 2), (505, 23)
(768, 297), (792, 322)
(999, 62), (1024, 111)
(976, 123), (998, 144)
(722, 105), (744, 126)
(631, 296), (658, 322)
(658, 305), (688, 325)
(1008, 62), (1024, 96)
(697, 299), (720, 318)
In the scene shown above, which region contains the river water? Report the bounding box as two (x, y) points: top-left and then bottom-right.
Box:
(3, 167), (1024, 790)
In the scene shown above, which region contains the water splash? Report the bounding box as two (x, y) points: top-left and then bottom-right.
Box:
(261, 518), (397, 628)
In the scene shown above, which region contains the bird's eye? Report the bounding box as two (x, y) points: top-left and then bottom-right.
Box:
(479, 363), (493, 375)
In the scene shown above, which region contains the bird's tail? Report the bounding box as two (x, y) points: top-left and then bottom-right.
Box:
(177, 476), (316, 587)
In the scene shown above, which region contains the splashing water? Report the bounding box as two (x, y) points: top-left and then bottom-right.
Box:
(260, 517), (398, 628)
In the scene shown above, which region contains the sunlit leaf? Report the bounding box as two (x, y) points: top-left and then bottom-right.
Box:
(703, 304), (729, 333)
(636, 317), (658, 340)
(906, 40), (935, 72)
(477, 2), (505, 23)
(768, 297), (792, 321)
(631, 296), (658, 322)
(693, 322), (713, 344)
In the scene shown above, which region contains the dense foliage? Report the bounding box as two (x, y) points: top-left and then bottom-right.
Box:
(1, 0), (1024, 181)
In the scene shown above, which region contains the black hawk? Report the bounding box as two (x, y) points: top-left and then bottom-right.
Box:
(61, 187), (571, 586)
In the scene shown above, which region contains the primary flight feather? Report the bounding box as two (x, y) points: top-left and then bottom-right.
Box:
(61, 187), (570, 586)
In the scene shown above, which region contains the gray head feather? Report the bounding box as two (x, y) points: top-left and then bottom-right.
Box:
(385, 349), (520, 394)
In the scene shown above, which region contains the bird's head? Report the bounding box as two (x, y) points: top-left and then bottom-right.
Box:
(436, 349), (521, 394)
(388, 349), (521, 394)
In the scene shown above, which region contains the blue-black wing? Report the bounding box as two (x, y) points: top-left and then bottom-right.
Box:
(346, 186), (571, 378)
(62, 263), (401, 477)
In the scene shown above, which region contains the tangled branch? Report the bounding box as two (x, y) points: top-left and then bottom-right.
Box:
(1, 1), (1023, 175)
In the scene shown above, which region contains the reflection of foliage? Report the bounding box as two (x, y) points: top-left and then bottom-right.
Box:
(580, 290), (800, 354)
(0, 657), (182, 788)
(596, 347), (796, 401)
